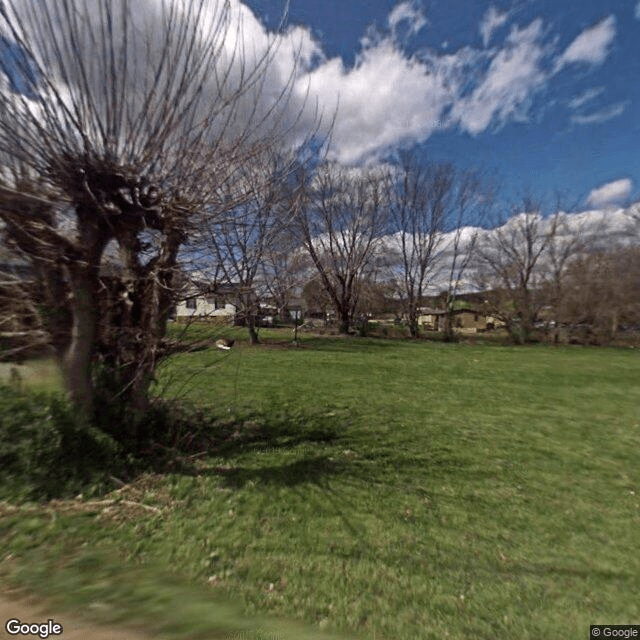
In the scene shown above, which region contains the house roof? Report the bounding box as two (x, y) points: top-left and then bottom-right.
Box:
(419, 307), (483, 316)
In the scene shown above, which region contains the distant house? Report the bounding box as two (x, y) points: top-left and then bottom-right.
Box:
(175, 284), (238, 323)
(417, 308), (504, 333)
(417, 308), (445, 331)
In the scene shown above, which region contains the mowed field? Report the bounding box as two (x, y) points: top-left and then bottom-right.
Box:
(1, 330), (639, 639)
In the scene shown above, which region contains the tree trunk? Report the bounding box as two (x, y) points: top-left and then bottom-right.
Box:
(521, 313), (534, 344)
(443, 311), (456, 342)
(62, 265), (99, 423)
(338, 306), (351, 334)
(247, 316), (260, 345)
(407, 310), (419, 338)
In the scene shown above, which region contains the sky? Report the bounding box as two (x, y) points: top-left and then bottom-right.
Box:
(1, 0), (638, 214)
(240, 0), (640, 210)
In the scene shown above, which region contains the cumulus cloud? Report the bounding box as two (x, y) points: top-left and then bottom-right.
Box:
(0, 0), (329, 152)
(380, 206), (637, 294)
(555, 16), (616, 71)
(479, 6), (509, 47)
(304, 41), (464, 163)
(571, 101), (628, 125)
(298, 3), (621, 161)
(587, 179), (633, 207)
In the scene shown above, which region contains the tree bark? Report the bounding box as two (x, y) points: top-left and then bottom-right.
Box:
(247, 314), (260, 345)
(62, 270), (97, 422)
(338, 304), (351, 334)
(408, 318), (419, 338)
(60, 207), (109, 422)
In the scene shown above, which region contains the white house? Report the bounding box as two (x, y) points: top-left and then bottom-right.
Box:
(175, 286), (237, 323)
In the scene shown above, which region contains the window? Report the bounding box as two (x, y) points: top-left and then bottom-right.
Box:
(205, 295), (226, 309)
(186, 298), (197, 310)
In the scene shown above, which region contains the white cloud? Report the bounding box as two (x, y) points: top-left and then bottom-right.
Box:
(0, 0), (329, 152)
(636, 2), (640, 19)
(479, 6), (509, 47)
(304, 41), (463, 163)
(301, 4), (622, 161)
(2, 1), (625, 168)
(388, 1), (428, 39)
(381, 205), (639, 294)
(571, 101), (628, 125)
(555, 16), (616, 71)
(587, 179), (633, 207)
(450, 20), (549, 135)
(568, 86), (604, 109)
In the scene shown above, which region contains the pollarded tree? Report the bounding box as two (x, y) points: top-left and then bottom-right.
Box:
(292, 162), (389, 334)
(0, 0), (303, 432)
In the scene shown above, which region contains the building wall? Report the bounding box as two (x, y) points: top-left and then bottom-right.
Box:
(418, 310), (506, 332)
(175, 297), (236, 321)
(417, 314), (440, 330)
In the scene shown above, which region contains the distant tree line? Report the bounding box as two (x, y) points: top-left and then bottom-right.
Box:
(188, 154), (640, 346)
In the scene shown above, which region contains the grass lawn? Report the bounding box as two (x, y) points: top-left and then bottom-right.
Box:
(1, 329), (639, 639)
(0, 358), (62, 393)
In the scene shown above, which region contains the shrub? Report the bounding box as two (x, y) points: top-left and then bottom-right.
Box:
(0, 377), (235, 500)
(0, 385), (122, 500)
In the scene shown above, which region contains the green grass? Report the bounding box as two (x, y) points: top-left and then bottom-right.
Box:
(2, 330), (640, 639)
(0, 358), (62, 393)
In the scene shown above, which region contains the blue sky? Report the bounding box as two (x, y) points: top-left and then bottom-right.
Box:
(243, 0), (640, 209)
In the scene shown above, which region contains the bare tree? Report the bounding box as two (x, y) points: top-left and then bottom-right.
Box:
(439, 170), (493, 340)
(0, 0), (305, 431)
(388, 157), (452, 337)
(301, 274), (332, 323)
(475, 197), (555, 344)
(538, 205), (598, 343)
(261, 227), (308, 321)
(194, 153), (293, 345)
(561, 245), (640, 342)
(292, 162), (389, 334)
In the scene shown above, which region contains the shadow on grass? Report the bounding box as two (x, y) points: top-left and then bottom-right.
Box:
(206, 455), (343, 488)
(126, 403), (352, 491)
(203, 407), (344, 456)
(176, 407), (352, 488)
(0, 378), (478, 500)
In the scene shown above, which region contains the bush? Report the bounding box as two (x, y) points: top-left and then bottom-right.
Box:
(0, 379), (232, 500)
(0, 385), (122, 500)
